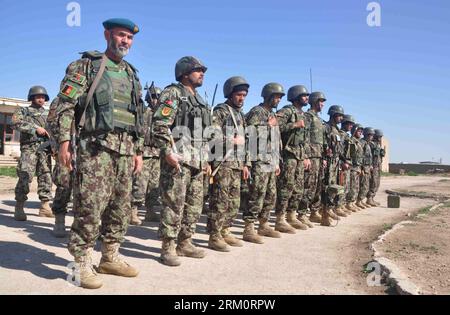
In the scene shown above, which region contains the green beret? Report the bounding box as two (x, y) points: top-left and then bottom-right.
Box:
(103, 18), (139, 34)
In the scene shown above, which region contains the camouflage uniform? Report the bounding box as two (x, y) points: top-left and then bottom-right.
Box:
(323, 122), (345, 208)
(368, 140), (383, 199)
(152, 82), (211, 242)
(301, 109), (326, 213)
(55, 51), (144, 259)
(347, 137), (364, 203)
(207, 103), (248, 235)
(275, 105), (310, 215)
(243, 104), (280, 222)
(358, 138), (373, 202)
(338, 128), (352, 202)
(131, 106), (161, 211)
(47, 97), (72, 215)
(12, 104), (52, 202)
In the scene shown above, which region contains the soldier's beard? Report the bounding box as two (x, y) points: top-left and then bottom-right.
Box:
(108, 38), (129, 59)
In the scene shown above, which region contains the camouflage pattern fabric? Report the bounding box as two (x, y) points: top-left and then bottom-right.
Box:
(276, 157), (305, 214)
(131, 156), (160, 209)
(52, 161), (72, 214)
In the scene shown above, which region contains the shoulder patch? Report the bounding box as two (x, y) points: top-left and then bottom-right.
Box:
(161, 106), (173, 117)
(60, 84), (79, 99)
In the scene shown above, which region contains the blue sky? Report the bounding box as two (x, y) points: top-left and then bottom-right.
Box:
(1, 0), (449, 163)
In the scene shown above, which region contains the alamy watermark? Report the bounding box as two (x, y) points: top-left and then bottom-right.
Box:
(367, 2), (381, 27)
(66, 2), (81, 27)
(366, 261), (383, 286)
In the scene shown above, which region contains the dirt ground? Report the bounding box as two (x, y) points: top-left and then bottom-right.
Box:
(377, 201), (450, 294)
(0, 175), (443, 295)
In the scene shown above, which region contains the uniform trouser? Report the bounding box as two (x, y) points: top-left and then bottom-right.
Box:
(243, 163), (277, 222)
(300, 157), (322, 212)
(131, 156), (160, 209)
(68, 143), (133, 259)
(207, 167), (241, 234)
(358, 165), (371, 201)
(15, 144), (52, 202)
(158, 161), (203, 241)
(341, 168), (351, 203)
(322, 158), (342, 207)
(347, 167), (361, 203)
(276, 157), (305, 215)
(367, 166), (381, 198)
(52, 161), (72, 215)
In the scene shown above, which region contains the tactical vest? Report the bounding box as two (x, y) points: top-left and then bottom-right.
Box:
(282, 105), (307, 147)
(361, 139), (373, 166)
(171, 83), (211, 141)
(214, 103), (245, 131)
(325, 123), (343, 157)
(307, 111), (324, 145)
(351, 138), (363, 166)
(20, 107), (48, 145)
(77, 51), (143, 139)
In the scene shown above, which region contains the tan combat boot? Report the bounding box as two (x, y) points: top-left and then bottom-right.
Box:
(97, 243), (139, 277)
(243, 221), (264, 244)
(298, 213), (314, 228)
(328, 208), (340, 220)
(52, 213), (67, 238)
(39, 201), (54, 218)
(176, 237), (206, 258)
(346, 202), (358, 212)
(309, 211), (322, 223)
(74, 248), (103, 289)
(14, 200), (27, 221)
(366, 197), (377, 207)
(362, 199), (373, 208)
(334, 207), (348, 217)
(160, 239), (181, 266)
(275, 213), (296, 234)
(129, 205), (142, 226)
(208, 233), (230, 252)
(221, 228), (243, 247)
(286, 211), (308, 230)
(321, 208), (334, 227)
(355, 199), (367, 209)
(258, 218), (281, 238)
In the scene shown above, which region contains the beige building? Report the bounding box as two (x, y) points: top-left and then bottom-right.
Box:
(381, 137), (389, 172)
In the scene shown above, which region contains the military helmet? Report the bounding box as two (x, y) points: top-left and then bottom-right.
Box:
(375, 129), (384, 137)
(309, 91), (326, 105)
(28, 85), (49, 102)
(364, 127), (375, 136)
(175, 56), (207, 81)
(287, 85), (309, 102)
(261, 82), (285, 99)
(223, 76), (250, 98)
(342, 114), (356, 125)
(327, 105), (344, 117)
(352, 123), (364, 135)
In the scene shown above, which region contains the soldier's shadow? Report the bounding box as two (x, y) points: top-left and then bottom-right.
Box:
(0, 201), (68, 249)
(0, 241), (69, 280)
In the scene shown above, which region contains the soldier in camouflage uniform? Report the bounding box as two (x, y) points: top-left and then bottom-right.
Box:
(337, 114), (355, 215)
(367, 129), (385, 206)
(346, 124), (365, 211)
(152, 56), (211, 266)
(321, 105), (347, 226)
(357, 127), (374, 209)
(12, 86), (53, 221)
(130, 84), (162, 225)
(46, 96), (73, 237)
(275, 85), (311, 232)
(207, 76), (251, 252)
(302, 92), (327, 224)
(243, 83), (283, 244)
(55, 18), (144, 289)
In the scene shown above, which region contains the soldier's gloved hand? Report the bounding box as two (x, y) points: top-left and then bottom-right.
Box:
(165, 152), (183, 171)
(133, 154), (143, 175)
(303, 158), (311, 171)
(59, 141), (73, 171)
(36, 127), (49, 137)
(242, 166), (250, 181)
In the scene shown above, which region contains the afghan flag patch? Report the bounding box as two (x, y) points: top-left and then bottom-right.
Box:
(69, 73), (87, 85)
(61, 84), (78, 99)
